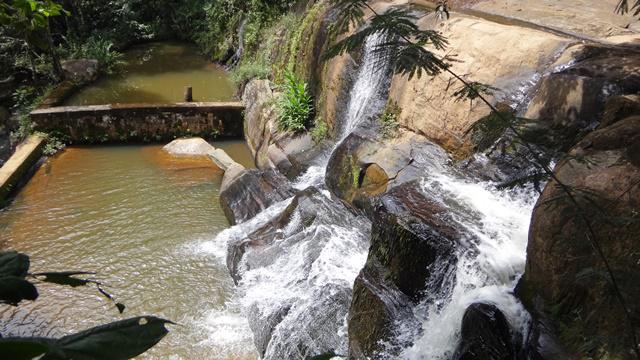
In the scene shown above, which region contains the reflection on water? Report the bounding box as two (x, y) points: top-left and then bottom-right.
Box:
(65, 42), (236, 106)
(0, 142), (257, 359)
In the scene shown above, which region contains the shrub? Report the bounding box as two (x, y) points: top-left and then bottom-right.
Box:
(276, 71), (313, 132)
(380, 101), (401, 138)
(230, 60), (270, 87)
(310, 117), (329, 143)
(68, 37), (124, 74)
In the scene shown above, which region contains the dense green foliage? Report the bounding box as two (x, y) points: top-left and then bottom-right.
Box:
(277, 70), (313, 132)
(0, 251), (171, 359)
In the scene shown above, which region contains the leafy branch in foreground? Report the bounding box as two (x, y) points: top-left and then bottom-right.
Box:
(616, 0), (640, 17)
(325, 1), (640, 358)
(0, 251), (172, 359)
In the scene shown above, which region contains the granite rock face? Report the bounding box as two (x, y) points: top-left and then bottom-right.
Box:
(521, 115), (640, 358)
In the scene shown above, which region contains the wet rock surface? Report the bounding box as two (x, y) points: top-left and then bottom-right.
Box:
(521, 115), (640, 357)
(348, 181), (460, 359)
(223, 186), (371, 359)
(452, 303), (518, 360)
(219, 169), (295, 225)
(465, 45), (640, 184)
(326, 130), (450, 204)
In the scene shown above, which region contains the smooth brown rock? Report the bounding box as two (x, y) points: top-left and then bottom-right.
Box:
(522, 116), (640, 358)
(219, 169), (295, 225)
(163, 137), (215, 156)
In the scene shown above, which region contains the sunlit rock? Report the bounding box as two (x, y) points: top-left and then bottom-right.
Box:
(162, 137), (215, 156)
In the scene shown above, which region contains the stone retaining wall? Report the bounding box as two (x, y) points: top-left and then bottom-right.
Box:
(0, 135), (45, 204)
(30, 102), (245, 143)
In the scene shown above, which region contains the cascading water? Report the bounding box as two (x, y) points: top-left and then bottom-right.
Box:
(202, 27), (539, 360)
(398, 174), (538, 359)
(295, 32), (392, 190)
(200, 32), (393, 359)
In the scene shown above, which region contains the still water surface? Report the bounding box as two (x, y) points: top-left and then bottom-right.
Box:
(0, 143), (257, 359)
(65, 42), (236, 105)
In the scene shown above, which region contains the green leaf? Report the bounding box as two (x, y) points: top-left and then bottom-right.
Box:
(41, 316), (173, 360)
(0, 251), (30, 277)
(0, 276), (38, 305)
(0, 338), (52, 360)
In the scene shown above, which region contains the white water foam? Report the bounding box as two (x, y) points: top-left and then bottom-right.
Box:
(399, 175), (538, 359)
(293, 32), (390, 190)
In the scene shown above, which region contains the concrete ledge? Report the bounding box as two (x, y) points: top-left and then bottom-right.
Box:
(0, 135), (45, 203)
(30, 102), (245, 143)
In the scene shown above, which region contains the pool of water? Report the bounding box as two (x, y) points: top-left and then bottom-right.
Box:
(0, 141), (257, 359)
(65, 42), (236, 105)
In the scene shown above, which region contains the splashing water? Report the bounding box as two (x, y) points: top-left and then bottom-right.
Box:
(398, 174), (538, 359)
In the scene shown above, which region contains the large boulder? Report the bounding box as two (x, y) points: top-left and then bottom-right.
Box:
(520, 115), (640, 358)
(219, 169), (295, 225)
(387, 11), (569, 156)
(162, 137), (215, 156)
(452, 303), (518, 360)
(242, 79), (276, 169)
(348, 181), (460, 359)
(61, 59), (100, 83)
(326, 130), (450, 204)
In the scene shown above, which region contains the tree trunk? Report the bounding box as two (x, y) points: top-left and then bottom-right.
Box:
(46, 19), (64, 81)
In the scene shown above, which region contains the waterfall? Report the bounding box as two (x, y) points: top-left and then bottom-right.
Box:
(294, 32), (391, 190)
(204, 32), (392, 359)
(206, 26), (538, 359)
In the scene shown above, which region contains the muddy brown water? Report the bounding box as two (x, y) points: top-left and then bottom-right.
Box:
(0, 143), (258, 359)
(64, 42), (236, 106)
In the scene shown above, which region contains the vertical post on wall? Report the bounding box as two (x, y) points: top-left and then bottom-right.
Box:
(184, 86), (193, 102)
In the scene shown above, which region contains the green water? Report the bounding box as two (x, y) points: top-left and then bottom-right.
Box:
(0, 142), (257, 359)
(65, 42), (236, 105)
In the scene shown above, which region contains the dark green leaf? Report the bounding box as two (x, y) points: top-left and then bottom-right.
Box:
(0, 338), (53, 360)
(0, 251), (30, 278)
(0, 276), (38, 305)
(310, 352), (340, 360)
(41, 316), (173, 360)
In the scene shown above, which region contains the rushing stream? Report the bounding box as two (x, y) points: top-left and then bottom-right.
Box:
(209, 31), (539, 359)
(0, 143), (258, 359)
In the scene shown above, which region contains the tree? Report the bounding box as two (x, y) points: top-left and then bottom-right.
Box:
(0, 0), (67, 81)
(0, 251), (171, 359)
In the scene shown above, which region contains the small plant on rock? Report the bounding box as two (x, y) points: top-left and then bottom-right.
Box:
(310, 117), (329, 143)
(380, 101), (401, 138)
(276, 70), (313, 132)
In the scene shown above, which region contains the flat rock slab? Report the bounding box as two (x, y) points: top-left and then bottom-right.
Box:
(469, 0), (640, 42)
